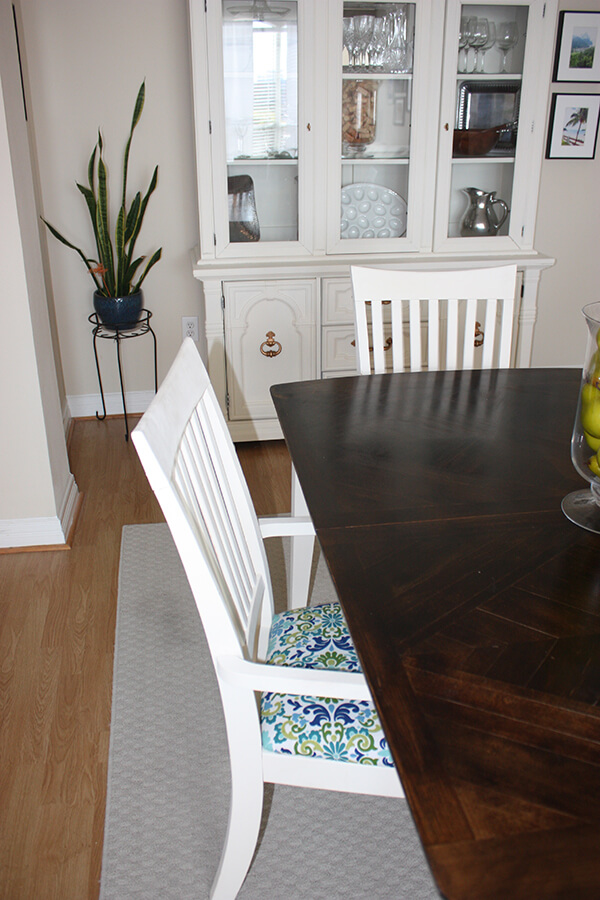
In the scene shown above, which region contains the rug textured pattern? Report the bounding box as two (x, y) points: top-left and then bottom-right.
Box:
(99, 523), (440, 899)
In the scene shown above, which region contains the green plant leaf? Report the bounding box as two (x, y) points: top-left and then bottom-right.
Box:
(132, 247), (162, 293)
(124, 192), (141, 244)
(121, 82), (145, 212)
(87, 143), (97, 192)
(115, 204), (127, 294)
(76, 183), (97, 237)
(131, 81), (145, 133)
(41, 217), (102, 291)
(125, 255), (144, 285)
(126, 166), (158, 266)
(96, 155), (115, 295)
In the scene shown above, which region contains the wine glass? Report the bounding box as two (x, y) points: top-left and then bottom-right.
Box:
(468, 18), (489, 74)
(477, 20), (496, 73)
(369, 16), (387, 69)
(234, 118), (250, 157)
(562, 302), (600, 533)
(354, 15), (375, 72)
(343, 17), (356, 71)
(458, 16), (470, 73)
(496, 21), (518, 73)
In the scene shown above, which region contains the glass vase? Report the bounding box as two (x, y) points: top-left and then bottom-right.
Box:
(562, 301), (600, 532)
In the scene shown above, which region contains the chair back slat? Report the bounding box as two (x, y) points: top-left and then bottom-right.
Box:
(461, 298), (477, 369)
(390, 300), (405, 372)
(174, 414), (254, 625)
(351, 264), (519, 375)
(408, 298), (422, 371)
(427, 298), (440, 372)
(132, 339), (274, 663)
(445, 298), (459, 370)
(371, 300), (386, 374)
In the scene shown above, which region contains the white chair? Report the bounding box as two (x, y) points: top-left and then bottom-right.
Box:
(351, 264), (519, 375)
(132, 338), (404, 900)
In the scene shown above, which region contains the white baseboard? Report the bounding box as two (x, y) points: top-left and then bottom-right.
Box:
(0, 516), (67, 548)
(0, 474), (80, 550)
(59, 473), (80, 541)
(67, 390), (155, 419)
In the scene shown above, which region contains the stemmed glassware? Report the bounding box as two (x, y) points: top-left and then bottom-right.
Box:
(496, 21), (518, 73)
(458, 16), (471, 73)
(368, 16), (387, 69)
(354, 15), (375, 72)
(562, 302), (600, 534)
(468, 18), (489, 74)
(384, 6), (411, 73)
(342, 17), (357, 70)
(476, 20), (495, 72)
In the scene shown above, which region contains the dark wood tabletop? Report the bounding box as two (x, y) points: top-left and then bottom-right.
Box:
(271, 367), (600, 900)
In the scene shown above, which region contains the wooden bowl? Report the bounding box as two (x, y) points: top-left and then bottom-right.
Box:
(453, 126), (502, 156)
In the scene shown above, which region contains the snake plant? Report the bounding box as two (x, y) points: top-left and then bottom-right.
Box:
(42, 82), (162, 298)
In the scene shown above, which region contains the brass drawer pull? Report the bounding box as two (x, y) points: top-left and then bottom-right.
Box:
(474, 321), (484, 347)
(351, 337), (392, 352)
(260, 331), (282, 358)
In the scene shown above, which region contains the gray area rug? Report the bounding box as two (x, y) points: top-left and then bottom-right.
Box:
(100, 523), (440, 900)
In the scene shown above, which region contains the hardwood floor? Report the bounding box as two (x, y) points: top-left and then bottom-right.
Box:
(0, 416), (290, 900)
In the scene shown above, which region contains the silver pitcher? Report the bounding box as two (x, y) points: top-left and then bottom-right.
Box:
(460, 187), (509, 237)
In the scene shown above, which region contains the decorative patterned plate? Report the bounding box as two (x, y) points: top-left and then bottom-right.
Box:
(341, 182), (407, 239)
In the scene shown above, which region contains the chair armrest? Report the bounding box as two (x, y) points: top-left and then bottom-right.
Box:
(258, 515), (315, 538)
(217, 656), (372, 701)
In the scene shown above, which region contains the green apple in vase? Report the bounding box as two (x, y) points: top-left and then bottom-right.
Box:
(580, 339), (600, 474)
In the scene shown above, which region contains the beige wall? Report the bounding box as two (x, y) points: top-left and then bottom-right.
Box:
(15, 0), (600, 411)
(19, 0), (201, 404)
(0, 0), (77, 536)
(533, 0), (600, 367)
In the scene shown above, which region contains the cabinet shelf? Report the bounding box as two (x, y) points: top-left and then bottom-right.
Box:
(227, 158), (298, 166)
(342, 71), (412, 81)
(452, 155), (515, 163)
(455, 72), (523, 81)
(342, 156), (410, 164)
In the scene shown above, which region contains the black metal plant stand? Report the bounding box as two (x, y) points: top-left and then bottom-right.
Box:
(89, 310), (157, 441)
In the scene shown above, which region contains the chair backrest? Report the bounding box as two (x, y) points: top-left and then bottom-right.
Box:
(131, 338), (274, 667)
(351, 264), (518, 375)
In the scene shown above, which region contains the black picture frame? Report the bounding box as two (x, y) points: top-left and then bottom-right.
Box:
(553, 11), (600, 82)
(546, 92), (600, 159)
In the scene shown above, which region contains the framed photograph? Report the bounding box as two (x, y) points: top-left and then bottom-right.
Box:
(546, 93), (600, 158)
(553, 11), (600, 82)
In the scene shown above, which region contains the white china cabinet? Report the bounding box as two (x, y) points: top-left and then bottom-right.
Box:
(189, 0), (557, 440)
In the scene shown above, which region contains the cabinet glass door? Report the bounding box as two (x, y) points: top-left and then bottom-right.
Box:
(221, 0), (299, 245)
(337, 1), (417, 245)
(447, 3), (528, 240)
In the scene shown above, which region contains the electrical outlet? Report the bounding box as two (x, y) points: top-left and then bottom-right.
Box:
(182, 316), (199, 342)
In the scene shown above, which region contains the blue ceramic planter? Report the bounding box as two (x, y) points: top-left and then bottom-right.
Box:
(93, 290), (143, 327)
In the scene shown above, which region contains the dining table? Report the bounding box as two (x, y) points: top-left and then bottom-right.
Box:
(271, 366), (600, 900)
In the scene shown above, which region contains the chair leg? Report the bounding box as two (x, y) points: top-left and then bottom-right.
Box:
(210, 697), (265, 900)
(288, 466), (315, 609)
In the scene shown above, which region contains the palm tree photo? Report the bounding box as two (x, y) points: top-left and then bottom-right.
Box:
(562, 106), (588, 145)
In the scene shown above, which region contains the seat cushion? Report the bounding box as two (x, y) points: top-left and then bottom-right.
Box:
(260, 603), (394, 767)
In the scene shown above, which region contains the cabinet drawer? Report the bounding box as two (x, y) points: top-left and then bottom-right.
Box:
(322, 278), (354, 325)
(321, 325), (357, 373)
(323, 324), (397, 375)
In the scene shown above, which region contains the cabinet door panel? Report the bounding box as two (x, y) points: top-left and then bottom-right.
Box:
(435, 0), (557, 251)
(224, 280), (317, 421)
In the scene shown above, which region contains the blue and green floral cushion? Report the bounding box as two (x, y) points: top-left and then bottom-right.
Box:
(260, 603), (394, 767)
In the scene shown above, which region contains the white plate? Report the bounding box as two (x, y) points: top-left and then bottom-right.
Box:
(340, 183), (407, 239)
